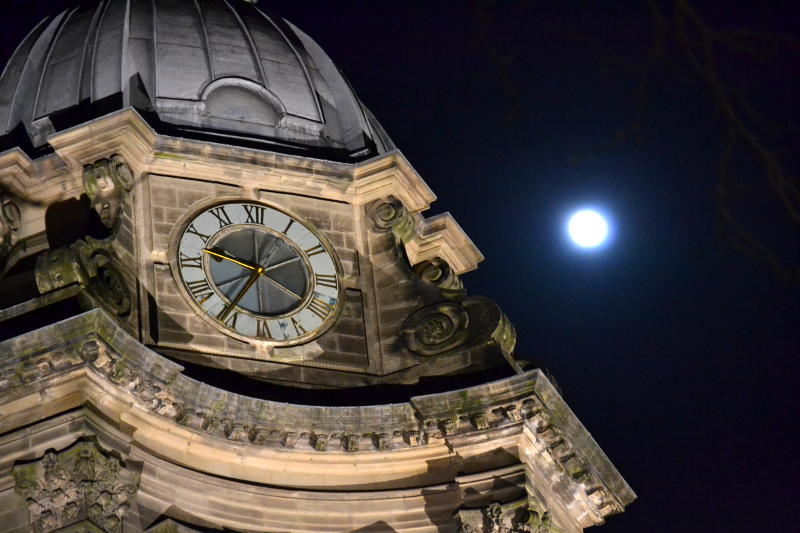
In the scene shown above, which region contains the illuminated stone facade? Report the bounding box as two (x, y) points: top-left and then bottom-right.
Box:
(0, 1), (633, 531)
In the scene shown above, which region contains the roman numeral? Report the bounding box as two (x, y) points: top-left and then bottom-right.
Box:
(305, 244), (325, 257)
(291, 317), (307, 336)
(256, 320), (272, 339)
(307, 297), (334, 320)
(185, 223), (211, 243)
(209, 206), (233, 229)
(180, 252), (202, 269)
(223, 311), (239, 329)
(283, 219), (294, 234)
(315, 273), (337, 289)
(244, 205), (265, 225)
(186, 279), (213, 303)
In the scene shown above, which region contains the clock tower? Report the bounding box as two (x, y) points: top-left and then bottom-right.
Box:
(0, 1), (634, 532)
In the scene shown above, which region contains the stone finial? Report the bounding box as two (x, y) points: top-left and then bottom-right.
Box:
(12, 439), (142, 533)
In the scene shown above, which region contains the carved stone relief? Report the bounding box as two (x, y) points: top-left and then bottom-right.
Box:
(401, 300), (470, 356)
(400, 296), (517, 362)
(82, 155), (134, 229)
(413, 256), (464, 295)
(12, 438), (142, 533)
(34, 237), (130, 315)
(456, 500), (560, 533)
(367, 196), (416, 243)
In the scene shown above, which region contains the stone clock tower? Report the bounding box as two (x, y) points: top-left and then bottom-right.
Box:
(0, 1), (634, 532)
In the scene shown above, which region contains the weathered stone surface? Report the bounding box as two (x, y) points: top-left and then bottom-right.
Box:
(12, 438), (142, 533)
(0, 309), (633, 528)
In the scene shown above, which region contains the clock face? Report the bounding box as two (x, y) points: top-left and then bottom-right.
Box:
(174, 201), (341, 343)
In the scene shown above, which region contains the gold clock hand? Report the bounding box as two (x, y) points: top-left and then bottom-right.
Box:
(202, 248), (257, 271)
(218, 267), (263, 321)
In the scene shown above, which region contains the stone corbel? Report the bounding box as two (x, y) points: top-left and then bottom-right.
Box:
(12, 438), (142, 533)
(367, 195), (417, 243)
(413, 256), (464, 297)
(35, 237), (131, 316)
(82, 155), (134, 228)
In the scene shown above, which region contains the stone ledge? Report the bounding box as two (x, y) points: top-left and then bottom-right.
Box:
(0, 309), (633, 508)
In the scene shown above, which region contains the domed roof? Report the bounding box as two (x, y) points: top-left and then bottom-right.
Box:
(0, 0), (393, 160)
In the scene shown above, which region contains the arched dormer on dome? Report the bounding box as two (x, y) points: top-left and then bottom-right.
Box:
(0, 0), (394, 161)
(202, 78), (285, 127)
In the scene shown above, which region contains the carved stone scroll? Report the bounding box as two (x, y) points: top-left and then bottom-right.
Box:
(367, 196), (416, 243)
(12, 438), (142, 533)
(401, 301), (470, 356)
(413, 256), (464, 295)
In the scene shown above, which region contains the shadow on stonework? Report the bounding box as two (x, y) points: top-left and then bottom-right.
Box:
(351, 521), (398, 532)
(422, 483), (460, 532)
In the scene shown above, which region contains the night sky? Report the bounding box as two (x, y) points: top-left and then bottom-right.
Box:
(2, 2), (799, 532)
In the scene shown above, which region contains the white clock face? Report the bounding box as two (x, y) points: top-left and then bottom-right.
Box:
(174, 201), (340, 343)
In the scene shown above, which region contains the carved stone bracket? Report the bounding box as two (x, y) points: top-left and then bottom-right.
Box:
(34, 237), (130, 316)
(413, 256), (464, 297)
(456, 499), (560, 533)
(82, 155), (134, 229)
(401, 301), (470, 356)
(400, 297), (517, 366)
(12, 438), (142, 533)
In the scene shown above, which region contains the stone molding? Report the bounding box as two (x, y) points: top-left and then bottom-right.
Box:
(12, 438), (142, 533)
(367, 195), (483, 274)
(0, 310), (634, 512)
(0, 409), (529, 532)
(1, 109), (481, 275)
(406, 212), (484, 274)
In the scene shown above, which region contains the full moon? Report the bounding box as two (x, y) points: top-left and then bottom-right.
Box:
(567, 209), (609, 248)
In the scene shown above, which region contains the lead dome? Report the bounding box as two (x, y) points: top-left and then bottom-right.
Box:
(0, 0), (393, 160)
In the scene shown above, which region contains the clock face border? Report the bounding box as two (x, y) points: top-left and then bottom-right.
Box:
(167, 197), (344, 346)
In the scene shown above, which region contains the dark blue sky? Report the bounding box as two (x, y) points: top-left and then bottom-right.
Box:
(2, 2), (799, 532)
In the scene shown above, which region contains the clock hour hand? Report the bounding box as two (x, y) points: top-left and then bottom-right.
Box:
(202, 247), (258, 271)
(218, 266), (264, 321)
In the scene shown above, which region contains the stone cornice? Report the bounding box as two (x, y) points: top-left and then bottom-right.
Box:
(350, 151), (436, 212)
(0, 148), (72, 204)
(0, 309), (633, 515)
(406, 212), (484, 274)
(3, 110), (482, 276)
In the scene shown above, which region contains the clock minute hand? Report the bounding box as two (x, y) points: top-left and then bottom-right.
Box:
(202, 248), (257, 271)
